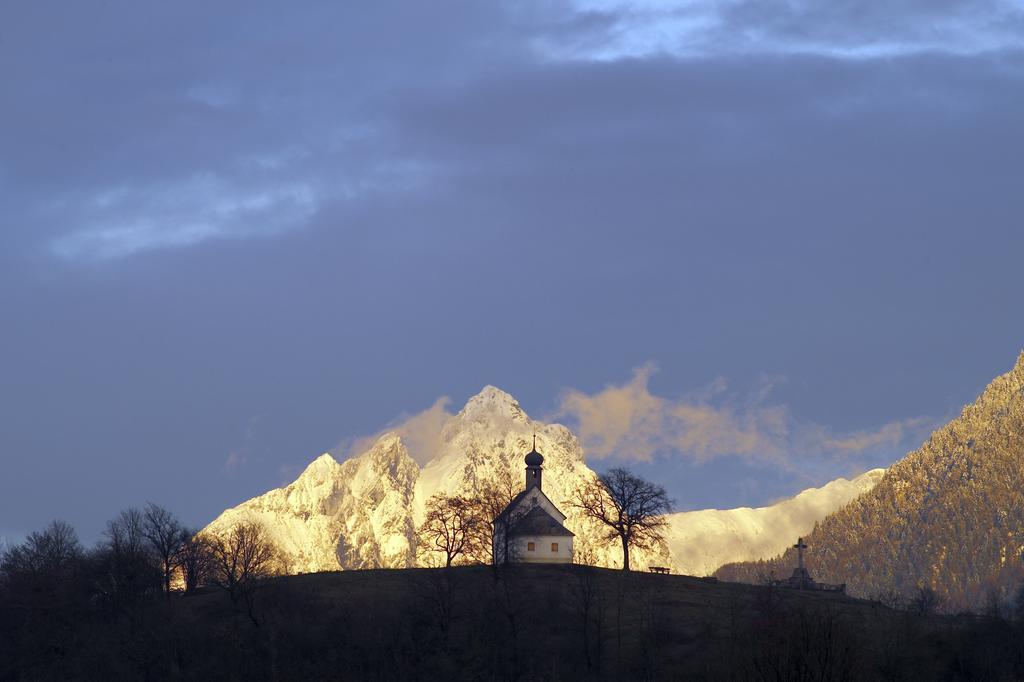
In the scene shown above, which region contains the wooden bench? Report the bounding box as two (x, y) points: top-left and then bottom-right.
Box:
(648, 566), (670, 575)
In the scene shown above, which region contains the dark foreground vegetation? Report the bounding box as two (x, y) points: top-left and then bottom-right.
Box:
(5, 523), (1024, 682)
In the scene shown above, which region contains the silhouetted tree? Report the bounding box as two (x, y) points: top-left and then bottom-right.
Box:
(0, 520), (86, 616)
(417, 493), (485, 568)
(572, 468), (671, 571)
(208, 521), (281, 624)
(177, 531), (214, 594)
(910, 585), (946, 616)
(1, 520), (82, 577)
(95, 507), (162, 608)
(0, 521), (88, 678)
(473, 470), (521, 564)
(142, 503), (187, 596)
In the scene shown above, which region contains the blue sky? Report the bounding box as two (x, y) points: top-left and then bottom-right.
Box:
(2, 0), (1023, 543)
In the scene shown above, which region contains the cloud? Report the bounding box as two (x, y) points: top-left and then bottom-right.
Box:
(556, 365), (936, 467)
(812, 417), (936, 454)
(556, 364), (790, 463)
(49, 176), (318, 261)
(5, 0), (1023, 266)
(223, 450), (247, 474)
(276, 464), (302, 486)
(341, 396), (454, 466)
(2, 1), (531, 263)
(559, 0), (1024, 60)
(221, 415), (264, 476)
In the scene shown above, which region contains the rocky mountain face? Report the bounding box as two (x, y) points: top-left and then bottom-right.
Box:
(203, 435), (419, 572)
(717, 353), (1024, 610)
(203, 386), (883, 575)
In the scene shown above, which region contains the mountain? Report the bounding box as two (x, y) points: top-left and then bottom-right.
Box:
(717, 352), (1024, 609)
(663, 468), (885, 576)
(202, 386), (883, 574)
(203, 435), (419, 572)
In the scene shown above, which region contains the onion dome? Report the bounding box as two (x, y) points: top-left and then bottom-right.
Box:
(525, 434), (544, 466)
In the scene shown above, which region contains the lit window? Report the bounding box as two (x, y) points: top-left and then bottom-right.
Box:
(527, 542), (535, 551)
(551, 543), (558, 552)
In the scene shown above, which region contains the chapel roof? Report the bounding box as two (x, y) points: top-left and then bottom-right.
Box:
(506, 505), (575, 537)
(492, 489), (531, 524)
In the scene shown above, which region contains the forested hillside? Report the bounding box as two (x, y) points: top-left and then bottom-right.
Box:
(718, 353), (1024, 610)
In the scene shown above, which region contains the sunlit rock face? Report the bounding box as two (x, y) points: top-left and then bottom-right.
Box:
(202, 434), (418, 573)
(718, 353), (1024, 610)
(202, 387), (883, 574)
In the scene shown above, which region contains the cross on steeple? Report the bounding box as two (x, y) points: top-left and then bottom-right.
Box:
(793, 537), (808, 570)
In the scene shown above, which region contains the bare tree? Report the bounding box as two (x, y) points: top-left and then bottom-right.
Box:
(141, 503), (187, 596)
(106, 507), (147, 556)
(177, 531), (214, 594)
(572, 467), (672, 571)
(910, 586), (945, 616)
(0, 521), (89, 670)
(473, 470), (521, 565)
(417, 493), (485, 568)
(0, 521), (85, 611)
(208, 521), (281, 625)
(1, 520), (82, 576)
(97, 507), (162, 606)
(209, 522), (279, 594)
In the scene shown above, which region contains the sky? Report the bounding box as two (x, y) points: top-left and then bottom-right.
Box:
(2, 0), (1023, 545)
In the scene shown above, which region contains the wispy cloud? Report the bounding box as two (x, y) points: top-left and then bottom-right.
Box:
(222, 415), (264, 476)
(223, 450), (248, 475)
(48, 174), (318, 261)
(812, 417), (935, 454)
(554, 0), (1024, 61)
(340, 396), (454, 466)
(555, 364), (937, 467)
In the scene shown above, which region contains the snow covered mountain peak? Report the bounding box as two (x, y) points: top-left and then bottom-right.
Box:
(440, 386), (578, 460)
(345, 432), (418, 500)
(298, 452), (341, 481)
(359, 431), (408, 466)
(456, 385), (528, 424)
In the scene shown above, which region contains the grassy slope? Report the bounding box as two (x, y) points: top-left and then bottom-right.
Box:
(175, 564), (918, 680)
(10, 563), (1012, 680)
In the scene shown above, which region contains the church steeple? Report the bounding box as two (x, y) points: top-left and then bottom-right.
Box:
(524, 434), (544, 490)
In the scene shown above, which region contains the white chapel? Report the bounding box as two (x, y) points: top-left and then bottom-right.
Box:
(492, 438), (574, 564)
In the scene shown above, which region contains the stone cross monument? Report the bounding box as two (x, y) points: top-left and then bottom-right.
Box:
(793, 537), (808, 571)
